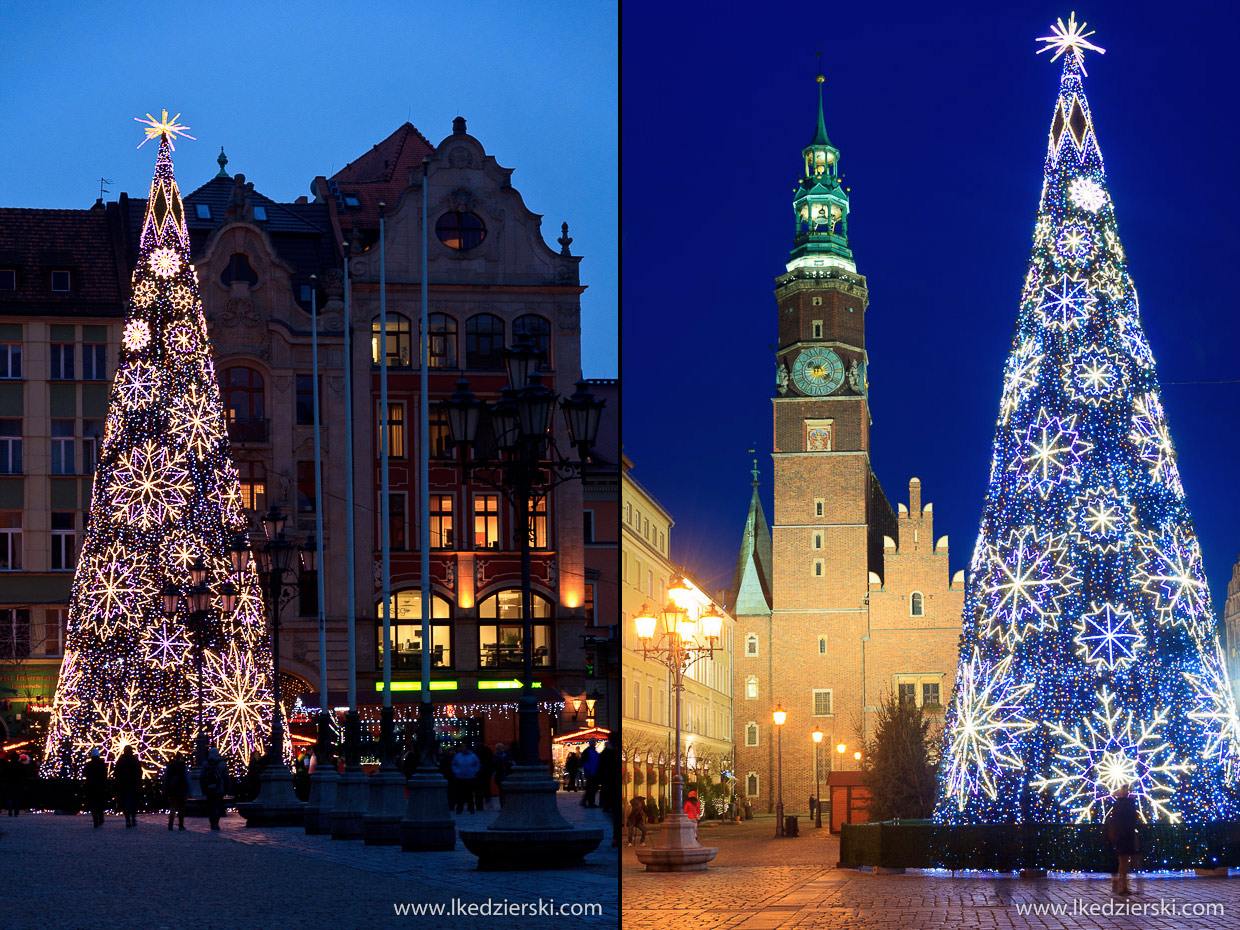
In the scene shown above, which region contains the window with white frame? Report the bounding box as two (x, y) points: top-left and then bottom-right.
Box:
(813, 532), (823, 549)
(746, 772), (759, 797)
(910, 592), (924, 616)
(49, 343), (74, 380)
(813, 559), (824, 577)
(0, 512), (21, 570)
(814, 498), (824, 517)
(51, 512), (76, 571)
(0, 343), (20, 379)
(0, 420), (21, 474)
(51, 420), (75, 474)
(817, 635), (828, 656)
(812, 689), (834, 716)
(745, 675), (758, 700)
(745, 723), (759, 746)
(82, 420), (102, 474)
(81, 343), (106, 380)
(745, 633), (758, 657)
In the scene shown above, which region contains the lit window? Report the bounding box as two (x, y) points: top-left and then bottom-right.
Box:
(529, 496), (548, 549)
(372, 313), (412, 367)
(430, 495), (454, 549)
(0, 609), (29, 657)
(473, 494), (499, 549)
(435, 211), (486, 250)
(375, 590), (453, 670)
(379, 403), (405, 457)
(745, 675), (758, 700)
(237, 461), (266, 510)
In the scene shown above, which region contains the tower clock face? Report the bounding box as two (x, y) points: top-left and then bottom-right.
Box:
(791, 347), (844, 395)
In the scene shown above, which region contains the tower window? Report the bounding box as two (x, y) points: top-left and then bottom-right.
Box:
(812, 297), (822, 307)
(814, 499), (824, 518)
(911, 592), (924, 616)
(813, 559), (824, 577)
(818, 635), (827, 655)
(745, 675), (758, 700)
(745, 633), (758, 657)
(813, 532), (823, 550)
(745, 723), (759, 747)
(812, 689), (833, 716)
(746, 773), (759, 797)
(812, 320), (823, 339)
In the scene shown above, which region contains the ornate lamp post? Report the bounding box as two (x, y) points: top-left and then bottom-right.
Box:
(446, 344), (606, 868)
(633, 581), (724, 872)
(811, 731), (823, 829)
(161, 557), (238, 789)
(773, 705), (786, 837)
(237, 507), (309, 826)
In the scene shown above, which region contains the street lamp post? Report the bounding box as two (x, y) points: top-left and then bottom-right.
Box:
(161, 558), (237, 793)
(447, 344), (606, 868)
(773, 705), (786, 837)
(633, 584), (724, 872)
(237, 507), (310, 826)
(812, 730), (823, 829)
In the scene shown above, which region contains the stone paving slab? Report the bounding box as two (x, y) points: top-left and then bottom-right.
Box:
(623, 817), (1239, 929)
(0, 791), (617, 930)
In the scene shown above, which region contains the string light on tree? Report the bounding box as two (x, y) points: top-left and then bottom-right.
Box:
(42, 114), (275, 779)
(936, 23), (1240, 826)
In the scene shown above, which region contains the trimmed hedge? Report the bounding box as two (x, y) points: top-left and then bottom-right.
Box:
(839, 821), (1240, 872)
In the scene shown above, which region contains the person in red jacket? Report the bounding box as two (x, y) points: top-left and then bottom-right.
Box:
(683, 789), (701, 822)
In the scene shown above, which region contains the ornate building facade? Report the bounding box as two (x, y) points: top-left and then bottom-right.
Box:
(731, 80), (964, 813)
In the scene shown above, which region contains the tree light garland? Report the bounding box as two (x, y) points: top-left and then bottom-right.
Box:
(42, 124), (275, 779)
(936, 29), (1240, 826)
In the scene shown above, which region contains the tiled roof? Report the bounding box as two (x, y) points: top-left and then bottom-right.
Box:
(0, 207), (126, 315)
(182, 176), (324, 236)
(327, 122), (436, 231)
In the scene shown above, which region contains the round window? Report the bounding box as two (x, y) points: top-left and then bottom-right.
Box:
(435, 212), (486, 251)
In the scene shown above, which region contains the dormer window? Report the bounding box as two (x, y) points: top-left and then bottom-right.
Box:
(299, 284), (314, 304)
(195, 204), (212, 219)
(252, 206), (267, 221)
(343, 194), (361, 209)
(50, 271), (70, 293)
(0, 270), (14, 291)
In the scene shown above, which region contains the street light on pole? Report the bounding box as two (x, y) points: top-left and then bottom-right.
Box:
(773, 705), (787, 837)
(633, 585), (724, 871)
(812, 730), (823, 829)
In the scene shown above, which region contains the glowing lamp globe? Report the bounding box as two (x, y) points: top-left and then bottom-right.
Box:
(812, 731), (824, 744)
(634, 611), (658, 641)
(772, 706), (787, 726)
(699, 607), (724, 640)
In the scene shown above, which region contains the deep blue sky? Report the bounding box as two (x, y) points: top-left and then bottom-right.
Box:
(0, 0), (616, 378)
(622, 1), (1240, 614)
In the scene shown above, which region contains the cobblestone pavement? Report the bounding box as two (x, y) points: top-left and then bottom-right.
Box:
(0, 791), (617, 930)
(623, 816), (1239, 929)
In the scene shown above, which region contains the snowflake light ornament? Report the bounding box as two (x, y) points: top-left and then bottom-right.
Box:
(1069, 177), (1106, 213)
(1135, 529), (1212, 636)
(169, 284), (194, 312)
(1033, 688), (1189, 823)
(132, 280), (158, 307)
(171, 383), (220, 459)
(1056, 224), (1095, 264)
(1104, 227), (1125, 262)
(90, 682), (181, 775)
(122, 319), (151, 352)
(77, 547), (156, 627)
(1070, 487), (1133, 553)
(998, 338), (1042, 425)
(1064, 345), (1124, 405)
(943, 649), (1035, 810)
(150, 247), (182, 278)
(204, 641), (276, 770)
(978, 527), (1080, 646)
(1036, 273), (1096, 331)
(113, 362), (159, 409)
(1183, 648), (1240, 779)
(1131, 393), (1184, 495)
(1116, 313), (1154, 368)
(1075, 602), (1143, 671)
(142, 619), (193, 669)
(110, 440), (192, 529)
(168, 323), (196, 353)
(1014, 408), (1092, 497)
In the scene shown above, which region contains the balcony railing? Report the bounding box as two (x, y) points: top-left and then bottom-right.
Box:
(227, 417), (270, 443)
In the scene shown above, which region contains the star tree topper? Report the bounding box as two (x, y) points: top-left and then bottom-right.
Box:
(1036, 12), (1106, 74)
(134, 109), (196, 149)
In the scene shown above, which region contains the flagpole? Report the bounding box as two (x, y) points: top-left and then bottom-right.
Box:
(311, 284), (327, 718)
(419, 158), (433, 757)
(343, 242), (357, 715)
(378, 204), (393, 754)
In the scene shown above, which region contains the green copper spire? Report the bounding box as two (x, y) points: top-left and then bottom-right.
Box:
(789, 73), (853, 271)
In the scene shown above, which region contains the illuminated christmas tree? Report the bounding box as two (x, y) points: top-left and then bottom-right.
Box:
(936, 17), (1240, 825)
(42, 113), (275, 778)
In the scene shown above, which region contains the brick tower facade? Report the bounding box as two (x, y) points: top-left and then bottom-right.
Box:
(732, 78), (964, 819)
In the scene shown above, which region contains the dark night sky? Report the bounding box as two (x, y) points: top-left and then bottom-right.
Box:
(622, 1), (1240, 615)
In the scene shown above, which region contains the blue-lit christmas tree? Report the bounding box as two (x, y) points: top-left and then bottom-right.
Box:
(936, 16), (1240, 826)
(41, 113), (276, 778)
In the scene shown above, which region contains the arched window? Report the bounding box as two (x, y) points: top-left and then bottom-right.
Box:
(514, 314), (551, 369)
(222, 367), (266, 442)
(465, 314), (505, 370)
(478, 589), (553, 669)
(376, 589), (453, 670)
(745, 633), (758, 657)
(427, 313), (457, 368)
(219, 253), (258, 288)
(910, 592), (924, 616)
(372, 313), (412, 367)
(746, 773), (759, 797)
(745, 675), (758, 700)
(745, 723), (759, 747)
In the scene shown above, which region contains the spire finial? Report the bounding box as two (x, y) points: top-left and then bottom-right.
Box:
(748, 447), (759, 486)
(811, 56), (830, 146)
(1036, 12), (1105, 75)
(216, 147), (230, 178)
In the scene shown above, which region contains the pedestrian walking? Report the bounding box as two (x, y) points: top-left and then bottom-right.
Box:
(1105, 783), (1139, 895)
(474, 743), (494, 811)
(83, 749), (109, 828)
(684, 790), (701, 822)
(163, 754), (190, 831)
(113, 745), (142, 828)
(626, 795), (648, 847)
(492, 742), (514, 808)
(451, 743), (481, 814)
(580, 739), (600, 807)
(565, 751), (580, 791)
(199, 747), (230, 830)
